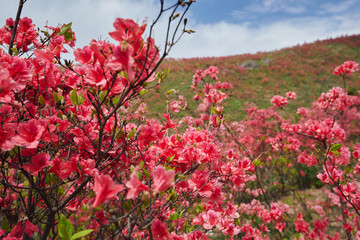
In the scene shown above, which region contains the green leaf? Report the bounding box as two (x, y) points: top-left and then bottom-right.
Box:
(70, 89), (78, 105)
(166, 190), (177, 201)
(167, 89), (177, 95)
(142, 194), (150, 208)
(183, 219), (189, 233)
(156, 66), (171, 84)
(139, 89), (148, 96)
(53, 91), (61, 103)
(127, 129), (136, 139)
(99, 90), (108, 102)
(38, 95), (45, 105)
(112, 95), (120, 105)
(1, 219), (11, 232)
(169, 213), (178, 221)
(70, 229), (94, 240)
(177, 174), (185, 179)
(123, 200), (132, 211)
(168, 155), (175, 162)
(330, 144), (342, 156)
(143, 168), (150, 179)
(196, 204), (204, 213)
(11, 47), (18, 56)
(58, 214), (73, 240)
(330, 144), (342, 152)
(70, 89), (83, 106)
(165, 165), (175, 171)
(57, 22), (72, 36)
(136, 171), (142, 180)
(78, 93), (85, 105)
(63, 31), (74, 41)
(253, 159), (262, 167)
(210, 107), (219, 115)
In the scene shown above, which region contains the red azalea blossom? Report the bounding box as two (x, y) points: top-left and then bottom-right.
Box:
(11, 119), (45, 149)
(109, 18), (146, 43)
(151, 219), (170, 240)
(8, 221), (23, 239)
(93, 174), (124, 207)
(270, 95), (288, 108)
(22, 153), (52, 176)
(24, 220), (39, 238)
(294, 212), (309, 234)
(333, 60), (359, 76)
(0, 123), (16, 151)
(125, 167), (149, 199)
(286, 91), (296, 100)
(152, 165), (175, 192)
(48, 156), (79, 180)
(202, 210), (221, 230)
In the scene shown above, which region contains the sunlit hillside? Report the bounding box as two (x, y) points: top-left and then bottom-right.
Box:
(146, 34), (360, 120)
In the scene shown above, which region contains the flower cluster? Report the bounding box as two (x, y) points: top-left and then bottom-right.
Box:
(333, 60), (359, 76)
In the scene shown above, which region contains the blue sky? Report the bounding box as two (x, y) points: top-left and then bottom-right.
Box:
(1, 0), (360, 58)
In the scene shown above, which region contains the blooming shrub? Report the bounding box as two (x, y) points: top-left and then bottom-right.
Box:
(0, 2), (360, 240)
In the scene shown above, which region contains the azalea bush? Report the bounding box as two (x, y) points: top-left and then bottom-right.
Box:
(1, 0), (360, 240)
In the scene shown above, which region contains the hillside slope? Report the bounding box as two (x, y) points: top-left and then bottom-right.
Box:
(147, 34), (360, 120)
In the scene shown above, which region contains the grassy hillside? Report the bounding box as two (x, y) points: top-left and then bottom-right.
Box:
(146, 34), (360, 120)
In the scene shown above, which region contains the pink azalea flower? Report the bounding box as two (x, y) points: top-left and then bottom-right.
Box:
(33, 49), (55, 63)
(0, 123), (16, 151)
(333, 60), (359, 76)
(23, 153), (52, 176)
(202, 210), (221, 229)
(109, 18), (146, 43)
(297, 107), (309, 115)
(48, 155), (79, 180)
(286, 91), (297, 100)
(163, 113), (177, 129)
(11, 119), (45, 149)
(294, 212), (309, 234)
(8, 221), (23, 239)
(125, 167), (149, 199)
(93, 174), (124, 207)
(222, 223), (241, 236)
(270, 95), (289, 108)
(151, 219), (170, 240)
(225, 201), (240, 219)
(84, 64), (108, 87)
(152, 165), (175, 193)
(24, 220), (39, 238)
(74, 45), (93, 65)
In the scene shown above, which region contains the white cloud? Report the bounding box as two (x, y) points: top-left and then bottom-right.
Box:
(168, 14), (360, 58)
(318, 0), (358, 14)
(244, 0), (307, 14)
